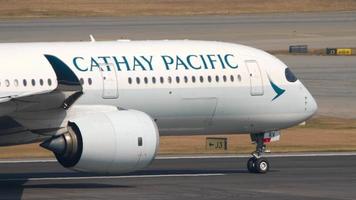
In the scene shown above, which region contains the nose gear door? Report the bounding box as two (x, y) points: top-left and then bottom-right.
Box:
(245, 60), (264, 96)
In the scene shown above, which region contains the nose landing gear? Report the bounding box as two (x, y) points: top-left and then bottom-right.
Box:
(247, 133), (272, 173)
(247, 157), (270, 173)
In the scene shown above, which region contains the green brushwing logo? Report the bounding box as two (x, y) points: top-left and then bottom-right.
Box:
(268, 75), (285, 101)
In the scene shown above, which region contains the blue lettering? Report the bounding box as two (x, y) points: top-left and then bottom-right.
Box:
(161, 55), (174, 70)
(72, 54), (238, 72)
(217, 54), (226, 69)
(187, 55), (201, 70)
(207, 54), (217, 69)
(98, 56), (111, 71)
(199, 55), (208, 69)
(113, 56), (130, 71)
(90, 57), (101, 71)
(176, 56), (189, 70)
(132, 56), (146, 71)
(225, 54), (238, 69)
(141, 56), (154, 71)
(73, 57), (87, 72)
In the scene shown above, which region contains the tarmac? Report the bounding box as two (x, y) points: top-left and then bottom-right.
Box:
(0, 11), (356, 50)
(0, 154), (355, 200)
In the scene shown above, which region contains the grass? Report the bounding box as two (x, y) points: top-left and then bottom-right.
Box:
(0, 116), (355, 159)
(0, 0), (356, 18)
(159, 116), (356, 155)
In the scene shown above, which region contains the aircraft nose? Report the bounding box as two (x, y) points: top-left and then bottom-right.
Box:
(305, 89), (318, 118)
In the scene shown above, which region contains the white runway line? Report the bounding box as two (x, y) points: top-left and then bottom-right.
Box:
(0, 159), (56, 164)
(0, 173), (225, 182)
(157, 152), (356, 159)
(0, 152), (356, 164)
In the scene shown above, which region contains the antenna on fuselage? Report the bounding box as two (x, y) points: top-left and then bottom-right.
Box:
(89, 34), (96, 42)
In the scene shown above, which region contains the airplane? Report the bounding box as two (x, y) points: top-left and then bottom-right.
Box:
(0, 39), (317, 174)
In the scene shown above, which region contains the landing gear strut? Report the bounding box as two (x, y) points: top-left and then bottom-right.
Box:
(247, 133), (270, 173)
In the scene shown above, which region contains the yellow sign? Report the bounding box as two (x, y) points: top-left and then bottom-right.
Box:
(206, 137), (227, 151)
(336, 48), (352, 55)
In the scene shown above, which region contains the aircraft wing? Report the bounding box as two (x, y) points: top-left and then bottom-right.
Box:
(0, 55), (83, 145)
(0, 55), (83, 114)
(0, 116), (49, 146)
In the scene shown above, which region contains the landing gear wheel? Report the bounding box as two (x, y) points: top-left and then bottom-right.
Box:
(247, 157), (257, 173)
(255, 158), (270, 173)
(247, 133), (272, 174)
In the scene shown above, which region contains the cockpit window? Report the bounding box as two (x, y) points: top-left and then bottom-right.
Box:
(285, 68), (298, 82)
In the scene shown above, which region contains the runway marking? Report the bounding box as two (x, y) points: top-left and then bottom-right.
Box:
(0, 159), (56, 164)
(1, 152), (356, 164)
(157, 152), (356, 159)
(0, 173), (225, 182)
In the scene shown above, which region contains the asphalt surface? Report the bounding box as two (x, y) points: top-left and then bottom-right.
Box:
(0, 155), (355, 200)
(0, 12), (356, 50)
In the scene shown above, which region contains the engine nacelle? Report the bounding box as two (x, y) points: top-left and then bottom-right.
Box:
(41, 110), (159, 174)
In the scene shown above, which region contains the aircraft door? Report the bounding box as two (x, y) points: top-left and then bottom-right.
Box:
(100, 63), (119, 99)
(245, 60), (264, 96)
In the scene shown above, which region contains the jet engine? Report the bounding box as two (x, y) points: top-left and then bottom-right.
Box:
(41, 110), (159, 174)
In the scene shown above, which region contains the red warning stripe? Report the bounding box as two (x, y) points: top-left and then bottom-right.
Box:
(263, 138), (271, 143)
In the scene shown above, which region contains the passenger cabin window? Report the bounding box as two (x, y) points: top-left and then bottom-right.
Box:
(223, 75), (227, 82)
(124, 74), (244, 86)
(237, 75), (242, 82)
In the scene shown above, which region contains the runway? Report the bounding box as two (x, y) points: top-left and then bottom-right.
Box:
(0, 154), (355, 200)
(0, 12), (356, 50)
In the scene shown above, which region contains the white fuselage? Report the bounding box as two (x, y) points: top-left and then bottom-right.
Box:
(0, 40), (317, 138)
